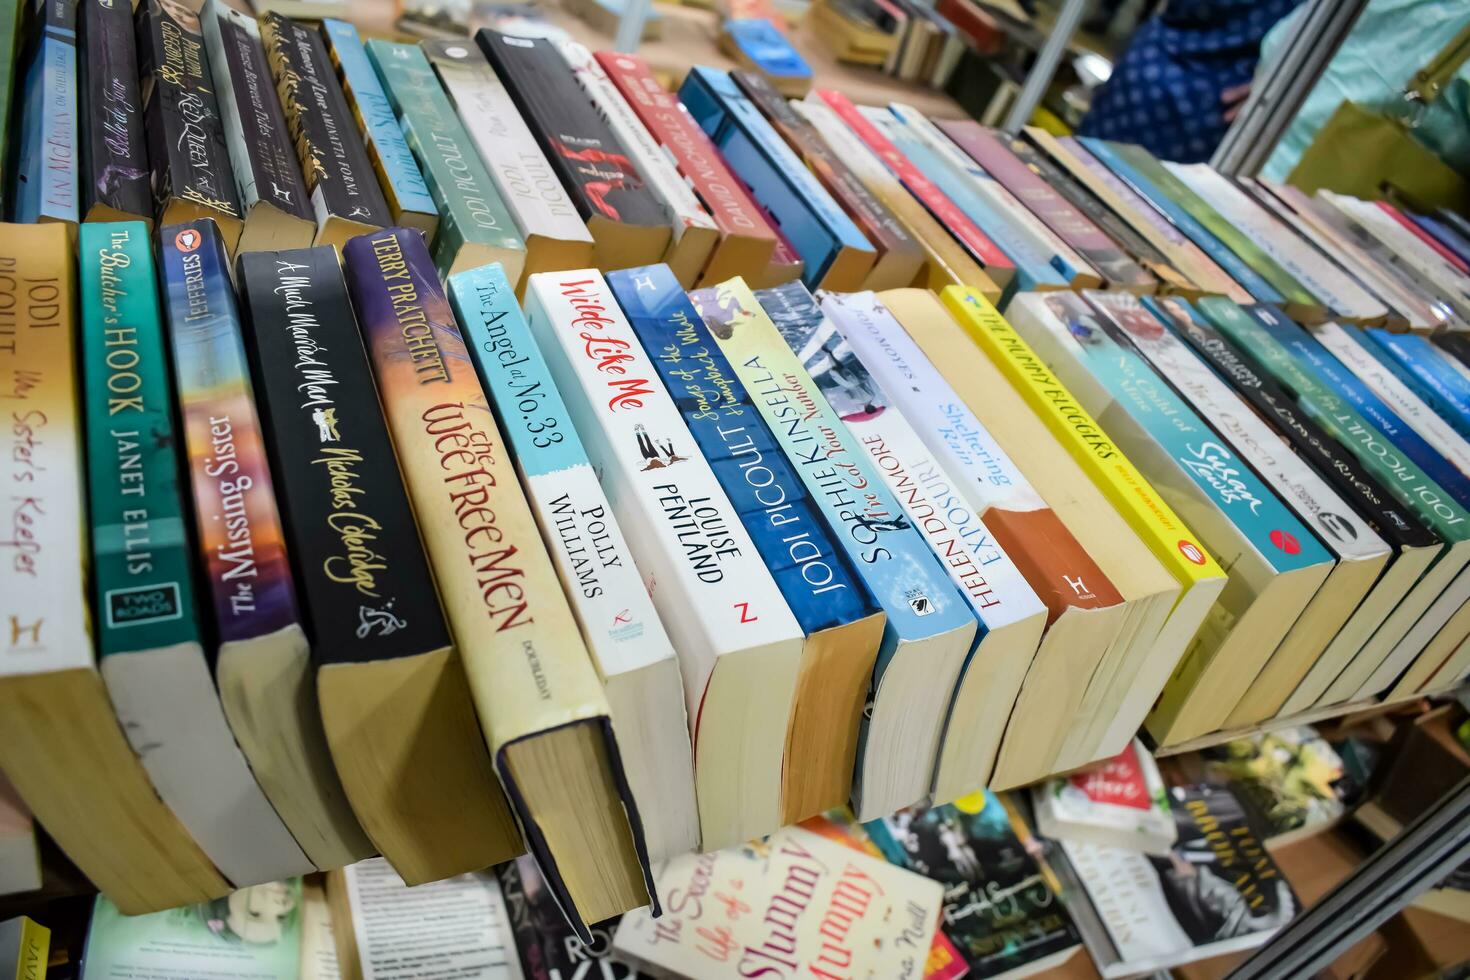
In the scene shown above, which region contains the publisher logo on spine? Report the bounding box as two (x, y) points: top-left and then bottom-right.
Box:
(173, 228), (202, 253)
(106, 583), (185, 628)
(1270, 529), (1302, 555)
(1177, 539), (1208, 566)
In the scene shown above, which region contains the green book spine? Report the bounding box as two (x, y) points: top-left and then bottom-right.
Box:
(80, 221), (200, 654)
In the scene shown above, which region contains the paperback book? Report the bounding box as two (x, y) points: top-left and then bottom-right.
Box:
(78, 0), (149, 222)
(498, 855), (652, 980)
(12, 0), (78, 225)
(1032, 740), (1175, 855)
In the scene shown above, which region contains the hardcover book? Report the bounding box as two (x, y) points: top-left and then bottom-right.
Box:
(13, 0), (78, 225)
(692, 277), (977, 820)
(608, 264), (884, 824)
(824, 289), (1138, 795)
(427, 40), (594, 285)
(475, 30), (672, 271)
(597, 51), (780, 286)
(791, 97), (999, 296)
(1006, 291), (1336, 747)
(160, 218), (371, 872)
(679, 67), (877, 290)
(320, 19), (438, 238)
(614, 824), (944, 980)
(556, 41), (718, 288)
(201, 0), (315, 253)
(520, 266), (803, 850)
(82, 222), (312, 888)
(1162, 305), (1444, 716)
(363, 40), (525, 281)
(876, 291), (1196, 776)
(135, 0), (243, 252)
(448, 262), (698, 862)
(1097, 292), (1393, 731)
(237, 245), (516, 885)
(0, 221), (229, 914)
(343, 229), (653, 936)
(734, 70), (923, 291)
(259, 13), (391, 248)
(812, 89), (1013, 294)
(939, 120), (1155, 293)
(1194, 298), (1470, 706)
(867, 792), (1082, 980)
(78, 0), (149, 223)
(1033, 740), (1175, 855)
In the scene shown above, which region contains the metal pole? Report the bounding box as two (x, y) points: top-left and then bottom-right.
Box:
(1001, 0), (1090, 135)
(613, 0), (653, 54)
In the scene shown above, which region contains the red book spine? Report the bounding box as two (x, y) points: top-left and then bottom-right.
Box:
(935, 0), (1003, 54)
(814, 88), (1014, 274)
(1377, 200), (1470, 276)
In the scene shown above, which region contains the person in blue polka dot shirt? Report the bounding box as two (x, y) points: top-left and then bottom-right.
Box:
(1078, 0), (1302, 163)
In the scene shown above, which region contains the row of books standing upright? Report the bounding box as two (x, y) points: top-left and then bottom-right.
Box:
(1, 0), (1470, 940)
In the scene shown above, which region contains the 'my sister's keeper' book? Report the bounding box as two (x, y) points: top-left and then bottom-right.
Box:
(522, 268), (804, 851)
(159, 219), (371, 872)
(237, 245), (513, 886)
(692, 277), (977, 821)
(82, 223), (310, 888)
(448, 262), (698, 862)
(343, 230), (653, 938)
(607, 264), (885, 826)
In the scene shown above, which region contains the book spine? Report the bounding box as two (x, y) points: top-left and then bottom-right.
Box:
(426, 42), (591, 249)
(14, 0), (78, 224)
(260, 13), (391, 230)
(607, 264), (875, 635)
(79, 0), (148, 220)
(814, 88), (1013, 275)
(365, 41), (524, 277)
(236, 247), (451, 662)
(940, 285), (1224, 583)
(201, 2), (311, 222)
(158, 220), (299, 644)
(1195, 298), (1470, 539)
(691, 277), (975, 645)
(320, 19), (437, 224)
(447, 262), (675, 678)
(341, 229), (610, 751)
(1363, 329), (1470, 439)
(596, 52), (776, 246)
(0, 224), (90, 675)
(135, 0), (241, 225)
(80, 223), (199, 655)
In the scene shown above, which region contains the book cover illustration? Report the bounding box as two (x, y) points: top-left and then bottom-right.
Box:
(1033, 740), (1175, 856)
(1196, 727), (1353, 842)
(79, 0), (150, 221)
(498, 855), (653, 980)
(867, 791), (1081, 979)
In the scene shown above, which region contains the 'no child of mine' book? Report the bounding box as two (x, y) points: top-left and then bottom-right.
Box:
(81, 222), (311, 889)
(447, 261), (699, 863)
(159, 219), (371, 872)
(476, 30), (673, 271)
(261, 13), (392, 248)
(79, 0), (150, 223)
(521, 265), (803, 851)
(136, 0), (243, 252)
(607, 264), (884, 827)
(201, 0), (315, 253)
(365, 40), (527, 281)
(0, 222), (229, 914)
(342, 228), (653, 938)
(692, 277), (977, 821)
(236, 245), (512, 886)
(13, 0), (77, 225)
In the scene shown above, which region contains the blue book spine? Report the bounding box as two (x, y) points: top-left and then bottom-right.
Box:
(724, 19), (811, 81)
(606, 264), (876, 634)
(321, 19), (436, 219)
(14, 0), (78, 223)
(1247, 304), (1470, 510)
(1080, 137), (1283, 305)
(1362, 328), (1470, 441)
(678, 66), (869, 287)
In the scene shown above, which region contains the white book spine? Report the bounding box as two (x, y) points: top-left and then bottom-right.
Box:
(1325, 193), (1470, 319)
(554, 41), (715, 241)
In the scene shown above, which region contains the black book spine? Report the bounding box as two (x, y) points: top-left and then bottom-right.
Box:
(260, 13), (391, 227)
(1164, 302), (1440, 552)
(79, 0), (150, 219)
(1432, 332), (1470, 372)
(236, 246), (450, 662)
(134, 0), (241, 220)
(474, 29), (667, 227)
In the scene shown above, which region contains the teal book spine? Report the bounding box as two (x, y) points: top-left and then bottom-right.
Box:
(320, 19), (436, 222)
(80, 222), (199, 654)
(364, 40), (524, 278)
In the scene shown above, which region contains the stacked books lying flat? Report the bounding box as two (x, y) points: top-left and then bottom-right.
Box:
(3, 0), (1470, 940)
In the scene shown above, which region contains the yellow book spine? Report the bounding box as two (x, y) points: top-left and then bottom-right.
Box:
(940, 286), (1224, 586)
(14, 917), (49, 980)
